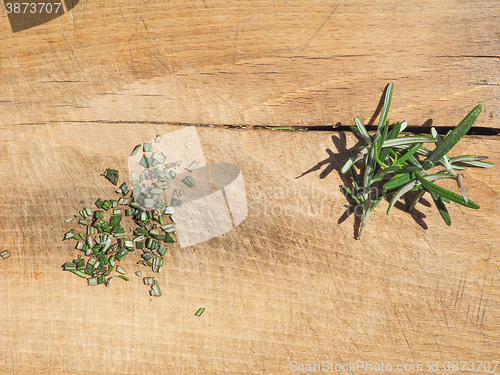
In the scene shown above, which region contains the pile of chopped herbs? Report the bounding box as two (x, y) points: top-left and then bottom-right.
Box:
(342, 83), (494, 238)
(62, 136), (198, 296)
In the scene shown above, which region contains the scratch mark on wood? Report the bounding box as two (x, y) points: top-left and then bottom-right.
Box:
(454, 274), (466, 313)
(396, 314), (415, 359)
(299, 1), (343, 54)
(479, 272), (494, 328)
(233, 19), (240, 65)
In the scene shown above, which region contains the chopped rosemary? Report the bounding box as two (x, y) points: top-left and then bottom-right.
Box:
(195, 307), (205, 317)
(116, 265), (127, 275)
(186, 161), (200, 172)
(181, 176), (195, 188)
(62, 147), (179, 295)
(143, 142), (153, 152)
(104, 169), (119, 185)
(150, 280), (162, 297)
(73, 270), (87, 278)
(130, 144), (142, 156)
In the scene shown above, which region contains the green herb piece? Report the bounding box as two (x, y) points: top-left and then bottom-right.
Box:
(142, 252), (155, 261)
(382, 136), (436, 148)
(109, 215), (122, 227)
(102, 200), (112, 211)
(62, 262), (76, 271)
(118, 198), (131, 206)
(104, 169), (119, 185)
(114, 248), (129, 261)
(134, 227), (148, 235)
(152, 256), (164, 273)
(105, 276), (116, 287)
(151, 152), (166, 164)
(157, 245), (167, 256)
(63, 230), (77, 240)
(120, 182), (129, 196)
(72, 270), (87, 278)
(139, 156), (151, 168)
(393, 143), (422, 166)
(164, 232), (176, 243)
(448, 155), (494, 168)
(170, 198), (182, 207)
(95, 199), (104, 209)
(429, 190), (451, 226)
(143, 142), (153, 152)
(186, 161), (199, 172)
(423, 105), (482, 170)
(415, 172), (479, 209)
(74, 258), (85, 271)
(181, 176), (195, 188)
(195, 307), (205, 317)
(387, 180), (418, 215)
(378, 83), (393, 132)
(353, 116), (371, 144)
(150, 280), (162, 297)
(383, 173), (413, 191)
(122, 239), (134, 251)
(130, 144), (142, 156)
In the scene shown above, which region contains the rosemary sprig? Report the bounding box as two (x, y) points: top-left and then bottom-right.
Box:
(341, 83), (494, 238)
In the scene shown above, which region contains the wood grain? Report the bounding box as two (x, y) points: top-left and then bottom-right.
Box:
(0, 0), (499, 128)
(1, 0), (499, 372)
(0, 124), (498, 374)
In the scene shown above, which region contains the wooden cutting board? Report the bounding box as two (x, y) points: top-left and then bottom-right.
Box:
(0, 0), (499, 374)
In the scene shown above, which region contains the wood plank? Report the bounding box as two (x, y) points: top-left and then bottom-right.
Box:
(0, 125), (498, 374)
(0, 0), (499, 128)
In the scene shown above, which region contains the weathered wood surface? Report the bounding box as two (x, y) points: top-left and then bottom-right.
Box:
(0, 124), (498, 374)
(0, 0), (499, 128)
(1, 0), (500, 373)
